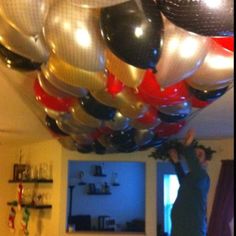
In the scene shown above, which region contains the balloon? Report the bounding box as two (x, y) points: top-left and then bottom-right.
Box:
(154, 17), (211, 88)
(44, 0), (105, 71)
(70, 101), (103, 128)
(117, 142), (139, 153)
(56, 119), (95, 136)
(43, 54), (106, 91)
(0, 43), (41, 71)
(71, 133), (94, 145)
(0, 0), (49, 36)
(45, 115), (68, 136)
(100, 0), (163, 69)
(44, 107), (72, 121)
(80, 93), (116, 120)
(58, 136), (78, 151)
(109, 128), (135, 146)
(106, 70), (124, 96)
(34, 77), (76, 112)
(155, 120), (186, 137)
(185, 40), (234, 91)
(76, 144), (93, 153)
(139, 135), (166, 150)
(159, 101), (192, 117)
(41, 65), (88, 98)
(93, 140), (107, 154)
(158, 0), (234, 36)
(0, 15), (49, 63)
(187, 85), (229, 102)
(131, 106), (161, 129)
(76, 0), (130, 8)
(159, 111), (188, 123)
(134, 129), (155, 146)
(106, 50), (145, 88)
(91, 87), (149, 119)
(104, 111), (130, 131)
(37, 71), (73, 98)
(137, 70), (190, 106)
(211, 36), (234, 52)
(189, 95), (212, 109)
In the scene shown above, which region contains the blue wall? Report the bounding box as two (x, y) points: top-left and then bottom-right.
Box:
(67, 161), (145, 231)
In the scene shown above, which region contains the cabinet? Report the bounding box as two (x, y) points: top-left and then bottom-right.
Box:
(7, 179), (53, 209)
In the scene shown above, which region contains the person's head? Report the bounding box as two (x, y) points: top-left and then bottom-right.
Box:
(194, 144), (216, 168)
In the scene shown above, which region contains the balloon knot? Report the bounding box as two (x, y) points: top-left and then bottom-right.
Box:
(152, 68), (158, 74)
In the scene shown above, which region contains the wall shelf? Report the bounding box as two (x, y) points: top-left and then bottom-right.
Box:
(87, 192), (111, 195)
(8, 179), (53, 183)
(7, 202), (52, 209)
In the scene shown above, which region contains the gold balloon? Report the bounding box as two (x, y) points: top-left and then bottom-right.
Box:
(76, 0), (130, 8)
(70, 101), (103, 128)
(44, 107), (72, 121)
(44, 0), (105, 71)
(58, 136), (78, 151)
(37, 71), (73, 98)
(0, 15), (49, 62)
(131, 118), (161, 130)
(155, 17), (211, 88)
(70, 133), (94, 145)
(91, 87), (149, 119)
(0, 0), (49, 36)
(41, 64), (88, 97)
(43, 54), (107, 91)
(185, 40), (234, 91)
(106, 49), (145, 88)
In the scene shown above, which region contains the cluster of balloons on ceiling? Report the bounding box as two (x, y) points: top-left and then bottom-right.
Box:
(0, 0), (233, 154)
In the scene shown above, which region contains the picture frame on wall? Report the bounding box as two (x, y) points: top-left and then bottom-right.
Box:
(13, 164), (28, 181)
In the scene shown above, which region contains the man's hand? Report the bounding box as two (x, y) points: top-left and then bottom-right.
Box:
(168, 148), (179, 163)
(183, 128), (195, 146)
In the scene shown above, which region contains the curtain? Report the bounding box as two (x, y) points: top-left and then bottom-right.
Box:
(208, 160), (234, 236)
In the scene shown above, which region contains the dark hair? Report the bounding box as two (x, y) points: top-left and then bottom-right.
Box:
(194, 143), (216, 161)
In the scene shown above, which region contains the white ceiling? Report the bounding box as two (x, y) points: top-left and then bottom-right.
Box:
(0, 61), (234, 147)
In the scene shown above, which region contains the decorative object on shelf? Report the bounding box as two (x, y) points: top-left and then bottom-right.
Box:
(111, 172), (120, 186)
(78, 171), (86, 186)
(94, 165), (106, 177)
(17, 183), (24, 210)
(8, 207), (16, 233)
(21, 207), (30, 236)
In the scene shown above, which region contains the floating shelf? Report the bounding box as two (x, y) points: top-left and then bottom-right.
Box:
(93, 174), (107, 177)
(87, 192), (111, 195)
(8, 179), (53, 183)
(7, 202), (52, 209)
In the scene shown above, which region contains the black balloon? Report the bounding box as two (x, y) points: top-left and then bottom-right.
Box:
(188, 85), (229, 101)
(93, 140), (107, 154)
(117, 141), (139, 153)
(158, 0), (234, 36)
(100, 0), (163, 69)
(80, 93), (116, 120)
(159, 111), (187, 123)
(77, 144), (93, 153)
(45, 115), (68, 136)
(109, 128), (136, 146)
(140, 135), (166, 150)
(0, 43), (41, 71)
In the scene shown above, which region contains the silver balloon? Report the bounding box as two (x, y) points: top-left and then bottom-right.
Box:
(44, 0), (106, 71)
(58, 136), (78, 151)
(41, 65), (88, 98)
(0, 15), (49, 62)
(71, 133), (94, 145)
(186, 40), (234, 91)
(38, 71), (74, 98)
(0, 0), (49, 36)
(76, 0), (130, 8)
(155, 16), (211, 88)
(44, 107), (72, 121)
(159, 101), (192, 117)
(131, 117), (161, 130)
(134, 129), (155, 146)
(105, 111), (130, 131)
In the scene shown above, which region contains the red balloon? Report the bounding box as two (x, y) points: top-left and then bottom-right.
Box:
(34, 78), (75, 112)
(211, 36), (234, 52)
(137, 69), (189, 106)
(154, 120), (186, 137)
(106, 71), (124, 96)
(137, 106), (158, 124)
(190, 95), (212, 108)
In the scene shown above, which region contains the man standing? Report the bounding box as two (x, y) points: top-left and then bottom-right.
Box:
(168, 129), (215, 236)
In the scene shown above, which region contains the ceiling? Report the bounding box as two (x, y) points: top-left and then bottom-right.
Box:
(0, 60), (234, 147)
